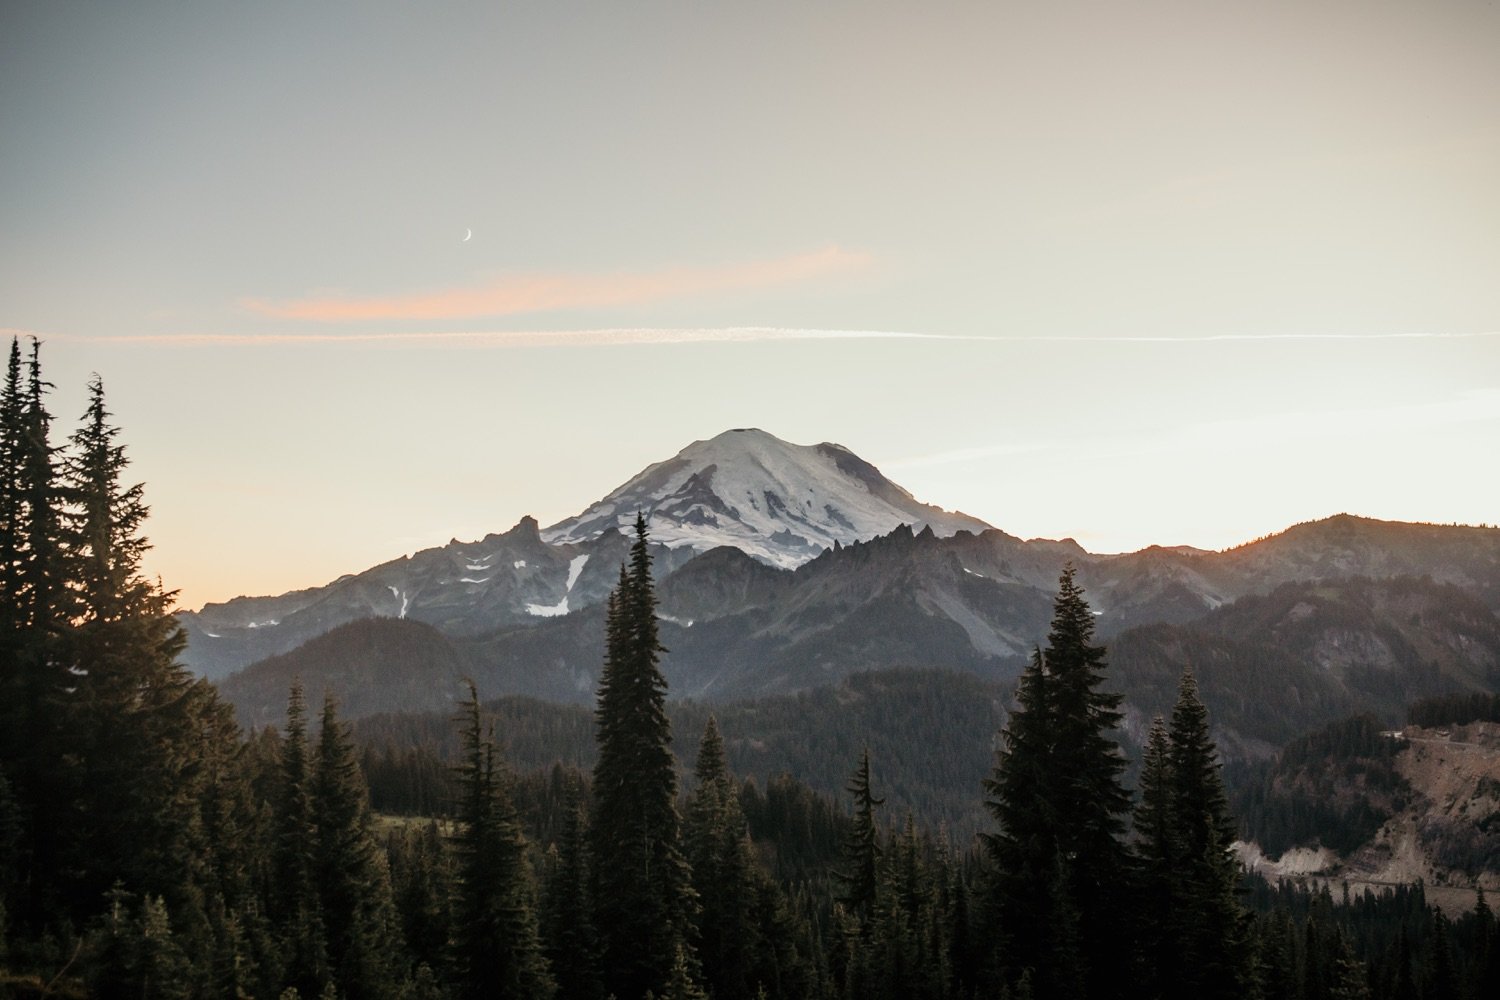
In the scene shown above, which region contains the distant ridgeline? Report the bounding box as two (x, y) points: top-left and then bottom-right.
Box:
(198, 430), (1500, 771)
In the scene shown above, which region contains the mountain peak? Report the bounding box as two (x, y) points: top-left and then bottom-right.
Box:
(542, 429), (991, 568)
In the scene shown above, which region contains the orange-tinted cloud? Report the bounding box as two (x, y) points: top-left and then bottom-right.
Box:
(241, 245), (872, 323)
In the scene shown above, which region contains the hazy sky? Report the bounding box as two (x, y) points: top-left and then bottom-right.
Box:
(3, 0), (1497, 608)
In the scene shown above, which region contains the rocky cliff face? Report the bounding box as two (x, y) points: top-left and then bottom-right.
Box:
(1240, 722), (1500, 914)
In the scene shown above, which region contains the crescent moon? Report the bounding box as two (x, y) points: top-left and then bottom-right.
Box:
(463, 228), (472, 242)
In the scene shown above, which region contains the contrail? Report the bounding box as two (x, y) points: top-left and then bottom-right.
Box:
(11, 327), (918, 348)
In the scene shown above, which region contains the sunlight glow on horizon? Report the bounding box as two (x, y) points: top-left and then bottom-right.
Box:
(3, 2), (1495, 609)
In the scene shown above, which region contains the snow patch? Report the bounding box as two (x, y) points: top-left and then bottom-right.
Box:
(525, 554), (590, 618)
(245, 619), (279, 629)
(459, 577), (491, 584)
(564, 554), (589, 591)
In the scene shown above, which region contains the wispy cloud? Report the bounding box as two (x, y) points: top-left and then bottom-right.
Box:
(240, 245), (872, 322)
(13, 326), (1497, 350)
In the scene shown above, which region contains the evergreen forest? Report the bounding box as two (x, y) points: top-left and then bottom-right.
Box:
(3, 337), (1499, 999)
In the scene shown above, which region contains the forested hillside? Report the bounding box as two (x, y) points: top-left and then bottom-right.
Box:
(354, 669), (1006, 838)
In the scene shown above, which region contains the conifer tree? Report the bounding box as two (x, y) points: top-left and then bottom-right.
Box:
(1166, 669), (1252, 999)
(1132, 671), (1253, 999)
(592, 514), (696, 1000)
(90, 888), (193, 1000)
(313, 693), (400, 999)
(1425, 914), (1459, 1000)
(450, 681), (553, 999)
(0, 338), (70, 930)
(61, 374), (213, 918)
(984, 643), (1086, 997)
(274, 684), (330, 997)
(0, 337), (23, 632)
(687, 715), (758, 1000)
(389, 821), (452, 982)
(0, 340), (24, 801)
(1133, 716), (1179, 998)
(198, 698), (281, 1000)
(540, 771), (602, 1000)
(866, 813), (947, 1000)
(837, 748), (883, 925)
(15, 339), (65, 640)
(1472, 888), (1500, 1000)
(983, 567), (1132, 999)
(661, 942), (709, 1000)
(941, 836), (977, 1000)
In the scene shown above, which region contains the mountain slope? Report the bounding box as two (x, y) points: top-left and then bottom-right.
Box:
(1110, 575), (1500, 754)
(541, 428), (992, 566)
(215, 517), (1500, 739)
(218, 617), (472, 729)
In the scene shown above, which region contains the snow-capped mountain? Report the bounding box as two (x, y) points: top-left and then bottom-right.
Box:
(180, 429), (984, 677)
(541, 428), (992, 567)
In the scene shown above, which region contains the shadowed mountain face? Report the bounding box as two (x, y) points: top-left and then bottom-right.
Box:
(217, 511), (1500, 759)
(217, 617), (473, 730)
(1111, 575), (1500, 756)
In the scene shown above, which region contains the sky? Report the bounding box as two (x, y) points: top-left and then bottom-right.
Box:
(2, 0), (1497, 609)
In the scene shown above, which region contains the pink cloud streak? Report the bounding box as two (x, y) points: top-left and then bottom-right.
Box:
(240, 245), (872, 322)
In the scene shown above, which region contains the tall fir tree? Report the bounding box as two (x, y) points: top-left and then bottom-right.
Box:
(591, 514), (697, 1000)
(686, 715), (759, 1000)
(1164, 668), (1252, 999)
(983, 567), (1132, 998)
(836, 748), (883, 926)
(0, 338), (35, 924)
(1133, 716), (1179, 1000)
(273, 683), (330, 997)
(983, 647), (1076, 996)
(61, 374), (215, 921)
(313, 693), (401, 999)
(449, 681), (553, 999)
(0, 338), (71, 930)
(0, 337), (24, 634)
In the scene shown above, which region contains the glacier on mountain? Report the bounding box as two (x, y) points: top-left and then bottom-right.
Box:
(542, 428), (990, 568)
